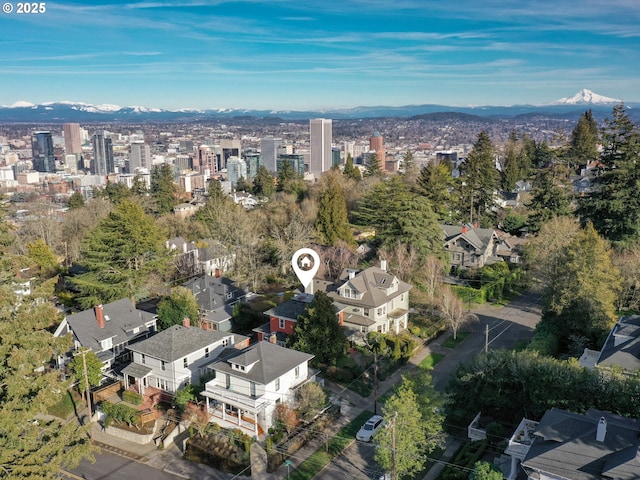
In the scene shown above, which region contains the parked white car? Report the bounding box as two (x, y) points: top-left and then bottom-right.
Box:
(356, 414), (384, 442)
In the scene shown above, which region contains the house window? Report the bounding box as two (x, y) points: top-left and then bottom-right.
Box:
(226, 292), (234, 300)
(279, 318), (285, 329)
(275, 378), (280, 391)
(183, 357), (188, 368)
(250, 382), (256, 398)
(295, 366), (300, 378)
(364, 308), (369, 317)
(161, 360), (165, 371)
(226, 374), (231, 390)
(205, 347), (209, 358)
(141, 354), (146, 364)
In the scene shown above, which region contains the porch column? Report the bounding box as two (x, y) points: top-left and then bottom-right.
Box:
(254, 411), (258, 437)
(222, 402), (226, 421)
(508, 456), (519, 480)
(238, 409), (242, 425)
(139, 377), (145, 396)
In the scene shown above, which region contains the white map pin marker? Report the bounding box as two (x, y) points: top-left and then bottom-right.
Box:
(292, 248), (320, 293)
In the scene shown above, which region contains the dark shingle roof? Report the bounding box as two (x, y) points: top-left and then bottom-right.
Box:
(329, 266), (412, 308)
(65, 298), (156, 352)
(211, 341), (313, 385)
(597, 315), (640, 371)
(522, 408), (640, 480)
(184, 274), (247, 312)
(126, 325), (234, 362)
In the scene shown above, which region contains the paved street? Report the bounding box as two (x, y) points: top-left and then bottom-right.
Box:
(315, 290), (542, 480)
(65, 450), (183, 480)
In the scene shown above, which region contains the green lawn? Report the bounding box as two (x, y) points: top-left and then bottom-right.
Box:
(442, 330), (470, 349)
(418, 353), (445, 371)
(289, 410), (373, 480)
(48, 389), (82, 419)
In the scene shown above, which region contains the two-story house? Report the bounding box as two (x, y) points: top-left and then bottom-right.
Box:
(328, 263), (412, 339)
(201, 340), (315, 437)
(255, 293), (319, 345)
(54, 299), (157, 372)
(122, 322), (250, 396)
(442, 224), (501, 270)
(184, 274), (247, 332)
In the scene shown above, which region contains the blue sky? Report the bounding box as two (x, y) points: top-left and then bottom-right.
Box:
(1, 0), (639, 110)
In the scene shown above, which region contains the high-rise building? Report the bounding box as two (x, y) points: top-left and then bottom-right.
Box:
(260, 136), (282, 173)
(92, 132), (114, 176)
(277, 153), (306, 177)
(130, 141), (151, 172)
(227, 156), (247, 187)
(243, 149), (261, 179)
(370, 131), (386, 171)
(220, 139), (241, 171)
(63, 123), (83, 156)
(195, 145), (217, 176)
(31, 131), (56, 173)
(309, 118), (332, 178)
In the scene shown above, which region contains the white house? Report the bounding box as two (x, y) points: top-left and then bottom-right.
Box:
(328, 263), (412, 339)
(201, 341), (315, 437)
(122, 323), (249, 395)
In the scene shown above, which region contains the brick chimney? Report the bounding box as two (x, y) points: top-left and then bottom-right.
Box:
(462, 225), (468, 234)
(473, 222), (478, 229)
(215, 268), (222, 278)
(183, 317), (190, 328)
(95, 304), (105, 329)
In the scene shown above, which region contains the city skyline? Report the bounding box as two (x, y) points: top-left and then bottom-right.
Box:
(1, 1), (639, 110)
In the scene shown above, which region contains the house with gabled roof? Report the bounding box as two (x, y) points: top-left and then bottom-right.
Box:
(184, 273), (247, 332)
(201, 341), (316, 437)
(122, 321), (249, 396)
(328, 262), (412, 339)
(514, 408), (640, 480)
(442, 224), (502, 270)
(54, 299), (157, 371)
(579, 315), (640, 372)
(254, 293), (318, 346)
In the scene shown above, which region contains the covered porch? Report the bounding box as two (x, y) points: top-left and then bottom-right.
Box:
(201, 388), (269, 439)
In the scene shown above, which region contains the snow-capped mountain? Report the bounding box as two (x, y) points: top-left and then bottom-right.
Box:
(555, 89), (621, 105)
(0, 93), (637, 123)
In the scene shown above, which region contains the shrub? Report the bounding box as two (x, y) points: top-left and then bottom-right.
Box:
(122, 390), (143, 405)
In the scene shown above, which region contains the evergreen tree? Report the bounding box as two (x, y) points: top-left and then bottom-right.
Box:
(277, 159), (300, 193)
(578, 104), (640, 244)
(157, 286), (200, 330)
(0, 277), (96, 478)
(527, 162), (573, 232)
(98, 181), (131, 204)
(400, 150), (419, 182)
(417, 160), (455, 221)
(342, 153), (361, 180)
(355, 176), (444, 261)
(315, 171), (353, 246)
(288, 291), (347, 366)
(363, 152), (383, 178)
(253, 165), (276, 197)
(568, 109), (599, 170)
(71, 199), (168, 309)
(501, 131), (521, 192)
(459, 131), (500, 225)
(150, 163), (178, 215)
(67, 191), (85, 210)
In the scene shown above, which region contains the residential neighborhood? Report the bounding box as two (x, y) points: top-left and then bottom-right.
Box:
(2, 97), (640, 480)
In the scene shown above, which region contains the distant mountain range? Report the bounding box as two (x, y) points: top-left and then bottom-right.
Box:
(0, 90), (635, 123)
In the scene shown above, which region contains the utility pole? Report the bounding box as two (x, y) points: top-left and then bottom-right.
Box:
(485, 324), (489, 353)
(391, 412), (398, 480)
(75, 348), (93, 439)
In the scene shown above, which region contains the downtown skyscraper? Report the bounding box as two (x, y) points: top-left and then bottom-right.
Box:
(309, 118), (332, 178)
(92, 131), (114, 176)
(31, 131), (56, 173)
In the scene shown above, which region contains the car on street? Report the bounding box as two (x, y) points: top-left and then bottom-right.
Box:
(356, 414), (384, 442)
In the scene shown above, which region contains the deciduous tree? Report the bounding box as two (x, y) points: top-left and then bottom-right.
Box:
(69, 349), (103, 393)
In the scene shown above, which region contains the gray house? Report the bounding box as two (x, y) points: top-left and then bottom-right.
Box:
(54, 299), (157, 371)
(579, 315), (640, 372)
(442, 224), (501, 270)
(184, 274), (248, 332)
